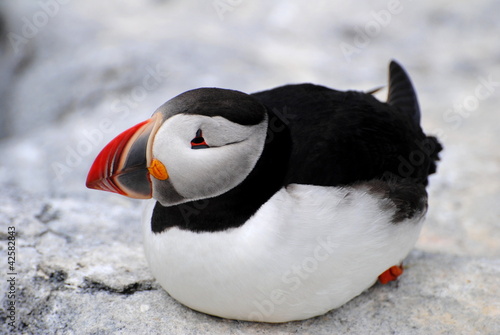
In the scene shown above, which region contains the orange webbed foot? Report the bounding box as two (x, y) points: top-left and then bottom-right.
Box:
(378, 264), (404, 284)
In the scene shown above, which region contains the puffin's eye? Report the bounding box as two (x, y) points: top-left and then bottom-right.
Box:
(191, 129), (209, 149)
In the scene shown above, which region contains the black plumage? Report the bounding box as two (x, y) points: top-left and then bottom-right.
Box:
(151, 61), (442, 233)
(253, 63), (440, 187)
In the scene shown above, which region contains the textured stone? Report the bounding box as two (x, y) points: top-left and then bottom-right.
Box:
(1, 187), (499, 334)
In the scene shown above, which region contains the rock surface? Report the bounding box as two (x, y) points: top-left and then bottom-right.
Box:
(1, 0), (499, 334)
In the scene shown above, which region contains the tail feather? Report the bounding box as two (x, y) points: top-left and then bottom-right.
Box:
(387, 60), (421, 125)
(387, 61), (443, 184)
(426, 136), (443, 176)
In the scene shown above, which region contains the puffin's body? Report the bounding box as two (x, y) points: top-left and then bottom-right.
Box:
(87, 61), (442, 322)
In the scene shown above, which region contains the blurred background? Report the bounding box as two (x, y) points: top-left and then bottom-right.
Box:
(1, 0), (498, 255)
(0, 0), (499, 332)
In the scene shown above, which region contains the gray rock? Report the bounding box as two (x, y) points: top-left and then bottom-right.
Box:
(1, 186), (499, 334)
(1, 0), (499, 334)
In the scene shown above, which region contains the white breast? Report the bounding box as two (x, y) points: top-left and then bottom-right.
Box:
(141, 183), (424, 322)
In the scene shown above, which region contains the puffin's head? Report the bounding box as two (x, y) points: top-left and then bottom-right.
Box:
(86, 88), (269, 206)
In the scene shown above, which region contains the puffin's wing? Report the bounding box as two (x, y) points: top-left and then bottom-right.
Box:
(252, 61), (441, 187)
(387, 60), (421, 124)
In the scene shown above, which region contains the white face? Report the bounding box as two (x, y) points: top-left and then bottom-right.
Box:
(150, 113), (268, 206)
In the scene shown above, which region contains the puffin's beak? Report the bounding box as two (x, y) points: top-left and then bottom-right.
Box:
(86, 113), (163, 199)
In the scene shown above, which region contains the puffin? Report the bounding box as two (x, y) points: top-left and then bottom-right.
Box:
(86, 60), (442, 323)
